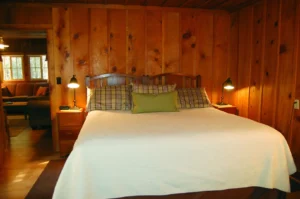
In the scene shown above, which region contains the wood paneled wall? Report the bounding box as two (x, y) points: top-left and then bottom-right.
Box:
(0, 5), (233, 150)
(231, 0), (300, 168)
(49, 7), (232, 110)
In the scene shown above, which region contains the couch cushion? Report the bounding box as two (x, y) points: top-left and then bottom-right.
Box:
(1, 86), (12, 97)
(2, 83), (16, 96)
(15, 83), (34, 96)
(33, 83), (49, 96)
(3, 96), (28, 102)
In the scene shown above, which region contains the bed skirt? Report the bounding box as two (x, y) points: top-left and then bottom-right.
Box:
(117, 187), (286, 199)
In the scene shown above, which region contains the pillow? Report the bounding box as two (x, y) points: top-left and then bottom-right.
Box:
(87, 85), (131, 111)
(35, 86), (48, 96)
(177, 88), (211, 109)
(1, 86), (12, 97)
(132, 83), (176, 94)
(132, 91), (179, 114)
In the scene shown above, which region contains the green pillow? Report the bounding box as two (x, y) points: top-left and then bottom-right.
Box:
(132, 91), (179, 114)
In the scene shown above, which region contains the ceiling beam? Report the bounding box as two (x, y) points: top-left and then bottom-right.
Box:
(124, 0), (128, 5)
(160, 0), (168, 6)
(179, 0), (195, 7)
(228, 0), (261, 12)
(206, 0), (230, 9)
(196, 0), (214, 7)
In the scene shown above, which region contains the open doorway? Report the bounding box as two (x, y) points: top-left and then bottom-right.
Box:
(0, 29), (60, 198)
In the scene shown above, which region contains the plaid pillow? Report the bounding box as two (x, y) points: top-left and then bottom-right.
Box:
(87, 85), (131, 111)
(177, 88), (211, 109)
(132, 83), (176, 94)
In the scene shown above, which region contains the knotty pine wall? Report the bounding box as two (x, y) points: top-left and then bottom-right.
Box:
(230, 0), (300, 167)
(0, 5), (233, 150)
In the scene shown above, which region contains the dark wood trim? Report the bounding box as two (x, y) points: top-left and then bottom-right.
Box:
(0, 24), (52, 30)
(208, 0), (230, 9)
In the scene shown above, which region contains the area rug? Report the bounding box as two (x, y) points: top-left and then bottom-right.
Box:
(7, 115), (29, 137)
(25, 159), (66, 199)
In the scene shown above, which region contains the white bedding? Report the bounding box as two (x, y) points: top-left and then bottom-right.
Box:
(53, 108), (296, 199)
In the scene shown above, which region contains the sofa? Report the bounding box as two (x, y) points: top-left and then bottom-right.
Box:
(1, 82), (49, 102)
(2, 82), (51, 129)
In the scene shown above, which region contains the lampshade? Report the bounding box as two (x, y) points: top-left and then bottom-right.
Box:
(68, 75), (79, 88)
(0, 37), (9, 50)
(223, 78), (234, 90)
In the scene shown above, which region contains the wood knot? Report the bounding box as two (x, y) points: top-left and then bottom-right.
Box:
(154, 58), (159, 62)
(256, 40), (259, 44)
(128, 34), (133, 40)
(182, 31), (192, 39)
(93, 27), (97, 32)
(274, 21), (278, 27)
(256, 60), (259, 64)
(265, 71), (269, 76)
(128, 47), (131, 51)
(257, 19), (261, 24)
(73, 33), (79, 40)
(112, 66), (117, 72)
(131, 67), (136, 73)
(201, 53), (206, 59)
(154, 49), (160, 54)
(64, 51), (70, 59)
(191, 43), (196, 48)
(279, 44), (287, 54)
(110, 47), (113, 51)
(110, 33), (114, 39)
(78, 59), (86, 66)
(253, 81), (256, 86)
(288, 93), (292, 99)
(270, 40), (274, 45)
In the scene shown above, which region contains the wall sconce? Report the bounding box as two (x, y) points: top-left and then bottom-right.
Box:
(68, 75), (80, 110)
(217, 77), (234, 105)
(0, 37), (9, 50)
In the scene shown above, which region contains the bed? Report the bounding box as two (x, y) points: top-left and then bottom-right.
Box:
(53, 73), (296, 199)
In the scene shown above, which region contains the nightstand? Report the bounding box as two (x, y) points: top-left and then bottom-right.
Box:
(57, 109), (84, 157)
(212, 104), (238, 115)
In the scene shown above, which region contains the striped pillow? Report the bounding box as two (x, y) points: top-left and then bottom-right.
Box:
(177, 88), (211, 109)
(132, 83), (176, 94)
(87, 85), (131, 111)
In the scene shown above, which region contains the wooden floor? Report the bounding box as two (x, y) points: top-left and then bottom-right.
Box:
(0, 125), (60, 199)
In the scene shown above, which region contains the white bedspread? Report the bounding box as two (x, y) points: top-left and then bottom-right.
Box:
(53, 108), (296, 199)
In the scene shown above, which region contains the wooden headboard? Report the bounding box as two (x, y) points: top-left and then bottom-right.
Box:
(85, 73), (201, 88)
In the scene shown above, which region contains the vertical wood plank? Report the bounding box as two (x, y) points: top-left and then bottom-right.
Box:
(212, 12), (230, 104)
(237, 6), (253, 117)
(52, 8), (73, 108)
(71, 8), (89, 109)
(261, 0), (281, 127)
(275, 0), (297, 139)
(0, 62), (4, 168)
(195, 12), (214, 101)
(109, 9), (126, 73)
(146, 10), (163, 75)
(47, 28), (59, 151)
(291, 0), (300, 168)
(227, 12), (239, 106)
(90, 8), (108, 76)
(163, 12), (180, 73)
(248, 2), (265, 122)
(181, 11), (197, 75)
(127, 10), (145, 75)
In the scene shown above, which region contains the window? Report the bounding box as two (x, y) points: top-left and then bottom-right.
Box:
(29, 55), (48, 80)
(2, 55), (24, 80)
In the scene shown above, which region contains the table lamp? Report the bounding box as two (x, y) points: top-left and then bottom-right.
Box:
(68, 75), (80, 110)
(217, 77), (234, 105)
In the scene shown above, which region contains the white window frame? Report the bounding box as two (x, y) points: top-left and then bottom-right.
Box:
(28, 54), (48, 80)
(1, 55), (24, 81)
